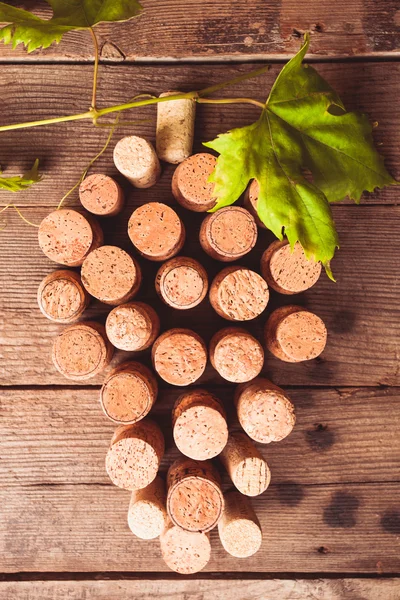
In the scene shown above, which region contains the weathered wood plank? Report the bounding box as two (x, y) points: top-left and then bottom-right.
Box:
(0, 0), (399, 61)
(0, 205), (398, 386)
(0, 62), (398, 207)
(1, 578), (399, 600)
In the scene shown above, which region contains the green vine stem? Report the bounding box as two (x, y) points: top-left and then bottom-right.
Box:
(89, 27), (100, 110)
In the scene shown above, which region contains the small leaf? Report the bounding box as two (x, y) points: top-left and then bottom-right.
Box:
(0, 159), (42, 192)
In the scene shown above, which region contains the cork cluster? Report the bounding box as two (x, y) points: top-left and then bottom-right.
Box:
(36, 97), (326, 574)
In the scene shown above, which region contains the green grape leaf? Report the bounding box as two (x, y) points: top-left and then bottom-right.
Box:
(204, 34), (396, 277)
(0, 0), (143, 52)
(0, 159), (42, 192)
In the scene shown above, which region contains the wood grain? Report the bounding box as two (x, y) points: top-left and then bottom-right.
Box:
(0, 0), (399, 61)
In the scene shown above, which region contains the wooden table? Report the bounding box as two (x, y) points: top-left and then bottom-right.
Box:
(0, 2), (399, 598)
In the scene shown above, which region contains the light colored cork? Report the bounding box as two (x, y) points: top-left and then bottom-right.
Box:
(209, 327), (264, 383)
(172, 389), (228, 460)
(243, 179), (266, 229)
(105, 302), (160, 351)
(79, 173), (125, 217)
(52, 321), (113, 380)
(265, 305), (327, 362)
(100, 361), (158, 425)
(171, 153), (217, 212)
(156, 91), (196, 164)
(37, 269), (90, 323)
(220, 431), (271, 496)
(209, 266), (269, 321)
(113, 136), (161, 188)
(260, 239), (322, 294)
(155, 256), (208, 310)
(81, 245), (141, 305)
(128, 476), (167, 539)
(235, 377), (296, 444)
(106, 419), (164, 491)
(152, 328), (207, 386)
(128, 202), (185, 262)
(160, 519), (211, 574)
(218, 491), (262, 558)
(199, 206), (257, 262)
(38, 209), (103, 267)
(167, 457), (224, 532)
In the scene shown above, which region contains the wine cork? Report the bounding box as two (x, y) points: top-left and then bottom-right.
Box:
(220, 432), (271, 496)
(265, 305), (327, 362)
(79, 173), (125, 217)
(172, 389), (228, 460)
(210, 266), (269, 321)
(152, 328), (207, 386)
(100, 361), (158, 425)
(200, 206), (257, 262)
(156, 91), (196, 164)
(106, 419), (164, 491)
(155, 256), (208, 310)
(243, 179), (266, 229)
(38, 209), (103, 267)
(37, 269), (90, 323)
(128, 476), (167, 539)
(81, 245), (141, 305)
(235, 377), (295, 444)
(113, 136), (161, 188)
(128, 202), (185, 262)
(261, 239), (322, 294)
(167, 457), (224, 532)
(209, 327), (264, 383)
(160, 519), (211, 574)
(218, 491), (262, 558)
(52, 321), (113, 380)
(171, 153), (217, 211)
(105, 302), (160, 351)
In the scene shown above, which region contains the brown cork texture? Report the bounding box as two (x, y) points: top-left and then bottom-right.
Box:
(261, 239), (322, 295)
(243, 179), (266, 229)
(209, 266), (269, 321)
(235, 377), (296, 444)
(128, 202), (185, 262)
(37, 269), (90, 323)
(199, 206), (257, 262)
(171, 153), (217, 212)
(155, 256), (208, 310)
(113, 136), (161, 188)
(172, 389), (228, 460)
(167, 457), (224, 532)
(105, 301), (160, 351)
(52, 321), (113, 380)
(81, 245), (141, 306)
(38, 209), (103, 267)
(106, 419), (164, 491)
(209, 327), (264, 383)
(128, 476), (167, 540)
(100, 361), (158, 425)
(265, 305), (327, 362)
(220, 431), (271, 496)
(160, 519), (211, 574)
(156, 91), (196, 165)
(218, 491), (262, 558)
(152, 328), (207, 386)
(79, 173), (125, 217)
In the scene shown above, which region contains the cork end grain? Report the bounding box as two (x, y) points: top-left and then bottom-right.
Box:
(220, 432), (271, 496)
(171, 153), (217, 211)
(52, 321), (113, 380)
(113, 136), (161, 188)
(37, 270), (89, 323)
(210, 266), (269, 321)
(128, 202), (185, 262)
(209, 327), (264, 383)
(128, 476), (167, 540)
(106, 302), (160, 351)
(243, 179), (266, 229)
(79, 173), (125, 217)
(218, 491), (262, 558)
(172, 389), (228, 460)
(160, 520), (211, 574)
(261, 240), (322, 294)
(200, 207), (257, 261)
(152, 328), (207, 386)
(155, 257), (208, 310)
(265, 305), (327, 362)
